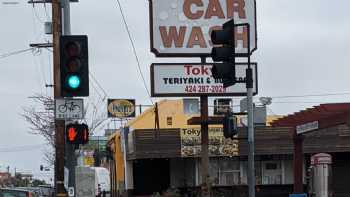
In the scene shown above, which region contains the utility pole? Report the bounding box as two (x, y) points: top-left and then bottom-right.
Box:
(52, 0), (66, 196)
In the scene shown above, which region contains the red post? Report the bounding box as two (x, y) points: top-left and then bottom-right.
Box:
(293, 131), (304, 193)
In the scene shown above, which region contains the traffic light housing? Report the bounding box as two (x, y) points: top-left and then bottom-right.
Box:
(66, 123), (89, 144)
(211, 19), (236, 88)
(223, 115), (238, 139)
(60, 35), (89, 97)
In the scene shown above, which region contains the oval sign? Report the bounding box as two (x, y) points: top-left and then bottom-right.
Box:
(107, 99), (135, 118)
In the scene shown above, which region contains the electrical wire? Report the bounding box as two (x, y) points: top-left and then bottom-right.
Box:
(31, 3), (45, 23)
(271, 101), (329, 104)
(43, 2), (51, 21)
(89, 72), (108, 100)
(0, 48), (34, 59)
(270, 92), (350, 99)
(114, 0), (154, 105)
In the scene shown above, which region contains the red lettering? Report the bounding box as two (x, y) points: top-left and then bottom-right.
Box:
(183, 0), (204, 19)
(159, 26), (186, 48)
(187, 27), (207, 48)
(192, 67), (200, 75)
(184, 65), (192, 75)
(205, 0), (225, 19)
(201, 66), (210, 75)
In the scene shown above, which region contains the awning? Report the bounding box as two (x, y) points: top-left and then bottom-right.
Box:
(271, 103), (350, 128)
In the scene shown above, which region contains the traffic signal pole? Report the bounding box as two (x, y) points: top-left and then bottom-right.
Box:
(246, 24), (256, 197)
(61, 0), (78, 193)
(52, 0), (66, 196)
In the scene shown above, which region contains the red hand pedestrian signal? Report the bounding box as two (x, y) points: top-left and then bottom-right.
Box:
(66, 123), (89, 144)
(68, 127), (77, 141)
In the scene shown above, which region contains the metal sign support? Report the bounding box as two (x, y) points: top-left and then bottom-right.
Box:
(246, 24), (256, 197)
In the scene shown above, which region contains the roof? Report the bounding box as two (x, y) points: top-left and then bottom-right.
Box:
(271, 103), (350, 127)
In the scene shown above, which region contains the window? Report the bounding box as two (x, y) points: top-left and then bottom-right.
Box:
(262, 161), (282, 185)
(167, 117), (172, 126)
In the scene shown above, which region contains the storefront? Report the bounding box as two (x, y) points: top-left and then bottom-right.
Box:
(108, 100), (350, 197)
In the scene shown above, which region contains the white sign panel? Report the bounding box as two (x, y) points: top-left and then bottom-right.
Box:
(149, 0), (257, 57)
(151, 63), (257, 97)
(55, 98), (84, 120)
(296, 121), (319, 135)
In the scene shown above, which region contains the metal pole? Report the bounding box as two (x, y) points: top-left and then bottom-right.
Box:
(61, 0), (75, 193)
(247, 68), (255, 197)
(200, 56), (210, 197)
(246, 23), (255, 197)
(52, 0), (66, 196)
(62, 0), (71, 35)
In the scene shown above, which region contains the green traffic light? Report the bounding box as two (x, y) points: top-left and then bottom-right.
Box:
(67, 75), (81, 89)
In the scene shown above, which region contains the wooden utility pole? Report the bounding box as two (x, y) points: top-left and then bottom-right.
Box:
(52, 0), (67, 196)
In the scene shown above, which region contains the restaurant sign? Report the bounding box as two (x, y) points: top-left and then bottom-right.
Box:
(107, 99), (136, 118)
(151, 62), (257, 97)
(180, 127), (238, 157)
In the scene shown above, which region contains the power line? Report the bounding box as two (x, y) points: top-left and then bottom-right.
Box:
(31, 3), (45, 23)
(114, 0), (154, 105)
(270, 92), (350, 99)
(0, 48), (34, 59)
(272, 101), (329, 104)
(43, 2), (51, 21)
(89, 72), (108, 100)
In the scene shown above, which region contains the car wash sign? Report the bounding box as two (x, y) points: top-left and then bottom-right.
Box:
(149, 0), (257, 57)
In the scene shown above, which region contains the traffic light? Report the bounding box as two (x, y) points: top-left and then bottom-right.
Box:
(66, 123), (89, 144)
(223, 115), (238, 139)
(60, 35), (89, 97)
(211, 19), (236, 88)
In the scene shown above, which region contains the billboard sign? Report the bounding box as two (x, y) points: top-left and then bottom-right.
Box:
(107, 99), (136, 118)
(151, 62), (257, 97)
(149, 0), (257, 57)
(181, 127), (238, 157)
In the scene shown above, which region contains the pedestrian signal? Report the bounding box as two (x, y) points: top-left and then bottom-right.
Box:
(66, 123), (89, 144)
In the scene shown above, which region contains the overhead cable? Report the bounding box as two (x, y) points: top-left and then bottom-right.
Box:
(0, 48), (34, 59)
(114, 0), (154, 105)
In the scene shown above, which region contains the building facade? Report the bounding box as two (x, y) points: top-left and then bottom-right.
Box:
(107, 100), (350, 197)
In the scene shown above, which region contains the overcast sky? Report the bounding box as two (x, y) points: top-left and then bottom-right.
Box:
(1, 0), (350, 181)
